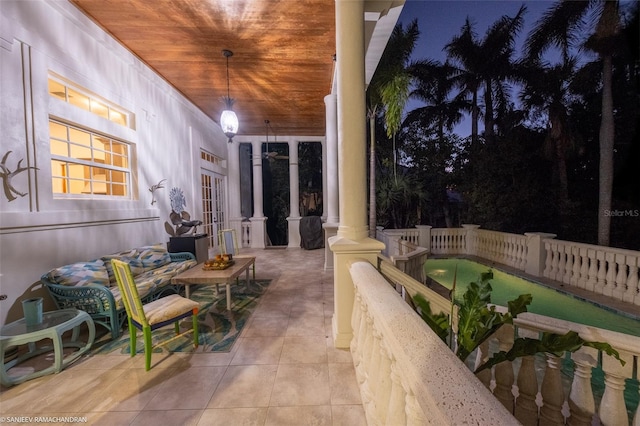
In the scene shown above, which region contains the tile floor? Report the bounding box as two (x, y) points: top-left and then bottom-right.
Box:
(0, 248), (366, 426)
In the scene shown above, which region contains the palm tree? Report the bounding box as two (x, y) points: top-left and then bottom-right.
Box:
(378, 21), (422, 180)
(446, 6), (526, 144)
(406, 60), (468, 144)
(366, 19), (421, 235)
(526, 0), (621, 247)
(517, 57), (578, 209)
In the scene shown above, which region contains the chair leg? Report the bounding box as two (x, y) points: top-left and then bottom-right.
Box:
(143, 327), (152, 371)
(128, 318), (136, 357)
(192, 310), (199, 348)
(174, 321), (180, 335)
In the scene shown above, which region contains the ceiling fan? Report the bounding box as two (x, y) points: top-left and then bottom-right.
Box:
(263, 120), (289, 162)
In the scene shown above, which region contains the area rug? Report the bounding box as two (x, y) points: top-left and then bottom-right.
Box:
(90, 279), (271, 354)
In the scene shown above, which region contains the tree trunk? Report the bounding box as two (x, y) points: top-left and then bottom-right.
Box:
(368, 112), (377, 238)
(471, 89), (479, 145)
(484, 78), (494, 142)
(598, 54), (614, 247)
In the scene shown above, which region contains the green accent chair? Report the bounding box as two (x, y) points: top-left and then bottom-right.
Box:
(111, 259), (200, 370)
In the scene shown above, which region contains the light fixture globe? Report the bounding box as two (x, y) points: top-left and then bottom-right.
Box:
(220, 49), (238, 143)
(220, 107), (238, 140)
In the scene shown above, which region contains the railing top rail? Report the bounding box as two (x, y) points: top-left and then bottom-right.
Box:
(349, 260), (517, 425)
(543, 238), (640, 258)
(514, 311), (640, 355)
(476, 229), (526, 239)
(377, 255), (453, 321)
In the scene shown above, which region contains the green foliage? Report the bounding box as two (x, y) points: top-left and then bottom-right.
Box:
(454, 271), (532, 362)
(413, 268), (624, 375)
(413, 293), (449, 343)
(475, 331), (625, 373)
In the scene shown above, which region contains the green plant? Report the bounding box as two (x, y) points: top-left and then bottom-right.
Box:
(413, 268), (624, 373)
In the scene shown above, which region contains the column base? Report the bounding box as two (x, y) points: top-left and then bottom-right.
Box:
(286, 216), (302, 248)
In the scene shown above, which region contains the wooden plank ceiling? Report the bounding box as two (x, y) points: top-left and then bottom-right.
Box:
(71, 0), (336, 137)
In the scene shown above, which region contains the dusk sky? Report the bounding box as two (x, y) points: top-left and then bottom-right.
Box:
(397, 0), (565, 135)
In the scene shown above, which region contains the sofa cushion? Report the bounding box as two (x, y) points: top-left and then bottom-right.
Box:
(136, 244), (172, 272)
(46, 260), (109, 287)
(102, 250), (143, 285)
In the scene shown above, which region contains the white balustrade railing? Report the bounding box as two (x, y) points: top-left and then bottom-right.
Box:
(378, 226), (640, 304)
(543, 239), (640, 306)
(474, 229), (528, 271)
(349, 260), (516, 425)
(431, 227), (467, 254)
(372, 226), (640, 423)
(480, 309), (640, 425)
(241, 220), (251, 248)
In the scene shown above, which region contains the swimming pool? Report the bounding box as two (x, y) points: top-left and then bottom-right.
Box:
(424, 258), (640, 337)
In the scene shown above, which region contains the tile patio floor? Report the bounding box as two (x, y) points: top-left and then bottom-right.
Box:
(0, 247), (366, 425)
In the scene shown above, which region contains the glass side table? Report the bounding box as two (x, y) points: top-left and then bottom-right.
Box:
(0, 308), (95, 386)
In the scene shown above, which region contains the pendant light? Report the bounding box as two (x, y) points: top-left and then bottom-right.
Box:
(220, 49), (239, 143)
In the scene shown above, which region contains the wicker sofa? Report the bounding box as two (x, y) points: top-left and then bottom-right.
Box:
(41, 244), (197, 339)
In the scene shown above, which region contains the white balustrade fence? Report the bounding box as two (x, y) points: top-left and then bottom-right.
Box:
(372, 225), (640, 424)
(241, 220), (251, 248)
(430, 227), (466, 254)
(477, 309), (640, 425)
(349, 260), (516, 425)
(377, 225), (640, 305)
(473, 230), (528, 271)
(544, 239), (640, 306)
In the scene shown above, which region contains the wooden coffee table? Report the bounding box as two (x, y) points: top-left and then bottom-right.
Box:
(171, 256), (256, 310)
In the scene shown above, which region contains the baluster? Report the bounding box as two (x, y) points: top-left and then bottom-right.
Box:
(564, 245), (574, 284)
(603, 252), (616, 296)
(599, 350), (633, 426)
(357, 312), (374, 386)
(514, 355), (539, 426)
(350, 291), (364, 368)
(571, 246), (581, 287)
(360, 316), (377, 420)
(551, 244), (560, 280)
(474, 340), (492, 389)
(596, 251), (607, 294)
(544, 241), (553, 277)
(558, 245), (567, 283)
(612, 253), (627, 300)
(586, 249), (598, 291)
(368, 328), (383, 419)
(567, 348), (597, 426)
(493, 325), (515, 412)
(405, 388), (428, 426)
(633, 385), (640, 426)
(578, 247), (589, 289)
(375, 341), (393, 423)
(539, 353), (566, 426)
(387, 359), (407, 425)
(624, 257), (639, 304)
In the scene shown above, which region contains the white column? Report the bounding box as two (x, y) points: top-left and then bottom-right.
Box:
(250, 140), (266, 248)
(324, 93), (339, 224)
(287, 140), (301, 248)
(329, 0), (384, 348)
(321, 138), (328, 222)
(335, 0), (367, 242)
(323, 93), (339, 270)
(227, 142), (244, 242)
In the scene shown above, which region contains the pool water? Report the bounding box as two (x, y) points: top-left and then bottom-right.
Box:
(424, 258), (640, 337)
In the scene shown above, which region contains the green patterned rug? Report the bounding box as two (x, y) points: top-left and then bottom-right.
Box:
(90, 280), (270, 354)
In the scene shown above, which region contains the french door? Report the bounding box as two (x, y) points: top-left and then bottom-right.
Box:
(200, 170), (226, 253)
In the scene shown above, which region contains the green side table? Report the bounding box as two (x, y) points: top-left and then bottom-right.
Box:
(0, 308), (95, 386)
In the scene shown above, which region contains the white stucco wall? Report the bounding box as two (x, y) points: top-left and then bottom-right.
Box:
(0, 0), (229, 325)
